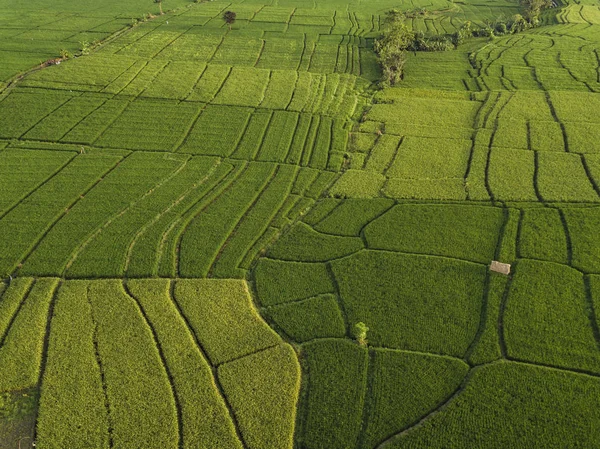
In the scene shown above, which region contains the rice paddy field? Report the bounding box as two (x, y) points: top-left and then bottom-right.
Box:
(1, 0), (600, 446)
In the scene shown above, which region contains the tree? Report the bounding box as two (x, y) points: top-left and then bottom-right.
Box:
(374, 20), (415, 86)
(155, 0), (164, 15)
(223, 11), (236, 30)
(520, 0), (551, 24)
(354, 322), (369, 347)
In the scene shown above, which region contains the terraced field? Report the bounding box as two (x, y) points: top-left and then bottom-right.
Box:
(1, 0), (600, 447)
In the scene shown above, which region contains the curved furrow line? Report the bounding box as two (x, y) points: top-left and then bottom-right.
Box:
(122, 281), (183, 449)
(123, 157), (224, 274)
(375, 367), (476, 449)
(168, 281), (248, 449)
(62, 154), (190, 275)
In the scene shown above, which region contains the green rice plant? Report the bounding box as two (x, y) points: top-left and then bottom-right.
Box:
(0, 89), (74, 139)
(493, 119), (529, 150)
(549, 91), (600, 125)
(564, 122), (600, 154)
(386, 136), (471, 180)
(95, 99), (202, 151)
(505, 259), (600, 373)
(256, 38), (304, 71)
(287, 72), (313, 112)
(498, 208), (520, 263)
(213, 67), (270, 107)
(211, 35), (263, 66)
(253, 259), (334, 306)
(210, 165), (297, 278)
(187, 64), (232, 103)
(530, 120), (565, 152)
(314, 198), (394, 236)
(156, 162), (246, 278)
(393, 361), (600, 447)
(308, 116), (332, 170)
(291, 168), (320, 197)
(142, 61), (204, 100)
(265, 294), (346, 342)
(364, 204), (504, 264)
(0, 153), (122, 277)
(126, 279), (242, 449)
(0, 278), (33, 343)
(351, 132), (378, 153)
(173, 279), (280, 365)
(304, 171), (336, 198)
(488, 148), (537, 201)
(257, 111), (299, 162)
(20, 152), (182, 277)
(178, 162), (275, 277)
(24, 54), (137, 91)
(36, 281), (110, 449)
(156, 32), (223, 62)
(519, 208), (568, 264)
(66, 156), (219, 278)
(260, 70), (298, 109)
(252, 6), (295, 22)
(218, 344), (300, 449)
(590, 275), (600, 328)
(467, 273), (508, 365)
(364, 134), (400, 173)
(285, 113), (312, 165)
(231, 110), (272, 160)
(23, 94), (108, 141)
(0, 278), (58, 393)
(301, 198), (340, 225)
(300, 339), (368, 449)
(300, 115), (320, 166)
(0, 149), (75, 214)
(332, 251), (485, 357)
(312, 74), (339, 114)
(563, 207), (600, 273)
(119, 59), (169, 96)
(309, 38), (341, 73)
(87, 280), (177, 448)
(383, 178), (467, 200)
(267, 222), (363, 262)
(361, 349), (469, 449)
(119, 30), (186, 59)
(585, 154), (600, 189)
(367, 94), (479, 129)
(101, 60), (148, 94)
(328, 170), (385, 198)
(179, 105), (252, 156)
(126, 161), (236, 278)
(61, 98), (131, 144)
(537, 152), (599, 202)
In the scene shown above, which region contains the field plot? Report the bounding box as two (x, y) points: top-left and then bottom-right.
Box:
(24, 278), (299, 449)
(2, 0), (600, 447)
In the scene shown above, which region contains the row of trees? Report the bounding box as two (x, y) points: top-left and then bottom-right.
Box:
(375, 0), (552, 86)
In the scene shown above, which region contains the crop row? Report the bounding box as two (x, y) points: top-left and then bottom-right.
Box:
(331, 143), (600, 201)
(390, 361), (600, 447)
(504, 259), (600, 374)
(0, 148), (335, 278)
(21, 278), (301, 448)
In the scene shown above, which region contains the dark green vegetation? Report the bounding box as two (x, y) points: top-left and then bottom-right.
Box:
(1, 0), (600, 446)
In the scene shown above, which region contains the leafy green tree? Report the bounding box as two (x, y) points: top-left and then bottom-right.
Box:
(374, 20), (415, 86)
(520, 0), (552, 24)
(223, 11), (236, 30)
(354, 322), (369, 347)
